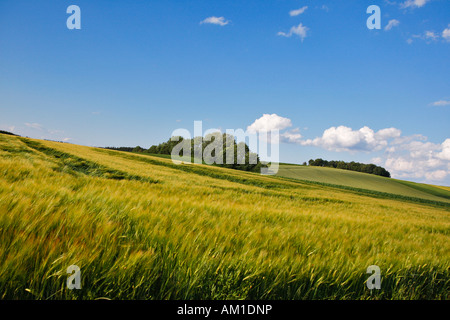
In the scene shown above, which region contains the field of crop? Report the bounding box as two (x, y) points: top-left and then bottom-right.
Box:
(276, 164), (450, 203)
(0, 133), (449, 300)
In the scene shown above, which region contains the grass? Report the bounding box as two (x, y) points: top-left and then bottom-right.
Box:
(276, 164), (450, 203)
(0, 134), (449, 300)
(395, 180), (450, 200)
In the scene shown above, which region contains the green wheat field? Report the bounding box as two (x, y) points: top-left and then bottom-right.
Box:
(0, 133), (449, 300)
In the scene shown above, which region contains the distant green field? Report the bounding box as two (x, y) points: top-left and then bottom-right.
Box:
(276, 164), (450, 203)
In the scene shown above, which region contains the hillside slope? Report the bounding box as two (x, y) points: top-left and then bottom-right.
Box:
(276, 164), (450, 203)
(0, 134), (449, 299)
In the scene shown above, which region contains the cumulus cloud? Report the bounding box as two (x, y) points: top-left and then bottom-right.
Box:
(247, 114), (302, 145)
(277, 23), (309, 41)
(385, 19), (400, 31)
(200, 16), (230, 26)
(300, 126), (401, 152)
(400, 0), (430, 8)
(280, 128), (303, 144)
(247, 114), (292, 133)
(382, 137), (450, 182)
(425, 170), (448, 181)
(289, 6), (308, 17)
(375, 128), (402, 140)
(292, 124), (449, 183)
(246, 115), (450, 183)
(437, 139), (450, 161)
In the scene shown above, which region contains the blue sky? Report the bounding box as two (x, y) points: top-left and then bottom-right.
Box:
(0, 0), (449, 184)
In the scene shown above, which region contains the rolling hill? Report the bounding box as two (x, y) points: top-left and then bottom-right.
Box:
(0, 133), (449, 299)
(276, 164), (450, 203)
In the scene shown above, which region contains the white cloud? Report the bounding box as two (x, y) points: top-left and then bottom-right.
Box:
(430, 100), (450, 106)
(247, 114), (292, 133)
(300, 126), (401, 152)
(411, 30), (440, 42)
(280, 130), (302, 144)
(400, 0), (430, 8)
(384, 0), (398, 6)
(382, 137), (450, 182)
(247, 114), (304, 145)
(277, 23), (309, 41)
(200, 16), (230, 26)
(289, 6), (308, 17)
(385, 156), (416, 172)
(371, 157), (383, 165)
(425, 170), (447, 181)
(246, 115), (450, 184)
(385, 19), (400, 31)
(375, 128), (402, 140)
(25, 122), (44, 130)
(294, 124), (450, 183)
(443, 25), (450, 42)
(437, 139), (450, 161)
(425, 31), (438, 40)
(0, 125), (15, 133)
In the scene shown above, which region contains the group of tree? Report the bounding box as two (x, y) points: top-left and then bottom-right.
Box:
(307, 158), (391, 178)
(0, 130), (18, 136)
(105, 133), (266, 173)
(105, 146), (135, 152)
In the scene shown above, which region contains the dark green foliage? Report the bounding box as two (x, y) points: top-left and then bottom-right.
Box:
(105, 134), (266, 173)
(0, 130), (19, 136)
(104, 146), (134, 152)
(147, 136), (185, 155)
(132, 146), (145, 153)
(308, 158), (391, 178)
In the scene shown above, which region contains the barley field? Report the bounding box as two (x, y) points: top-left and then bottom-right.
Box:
(0, 133), (449, 299)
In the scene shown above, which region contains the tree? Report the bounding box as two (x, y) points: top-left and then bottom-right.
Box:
(142, 134), (265, 173)
(132, 146), (145, 153)
(148, 145), (158, 154)
(307, 158), (390, 178)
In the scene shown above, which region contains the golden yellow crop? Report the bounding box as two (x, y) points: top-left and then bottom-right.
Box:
(0, 134), (448, 299)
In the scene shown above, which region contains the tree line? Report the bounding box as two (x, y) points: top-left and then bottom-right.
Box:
(105, 133), (266, 173)
(0, 130), (18, 136)
(307, 158), (391, 177)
